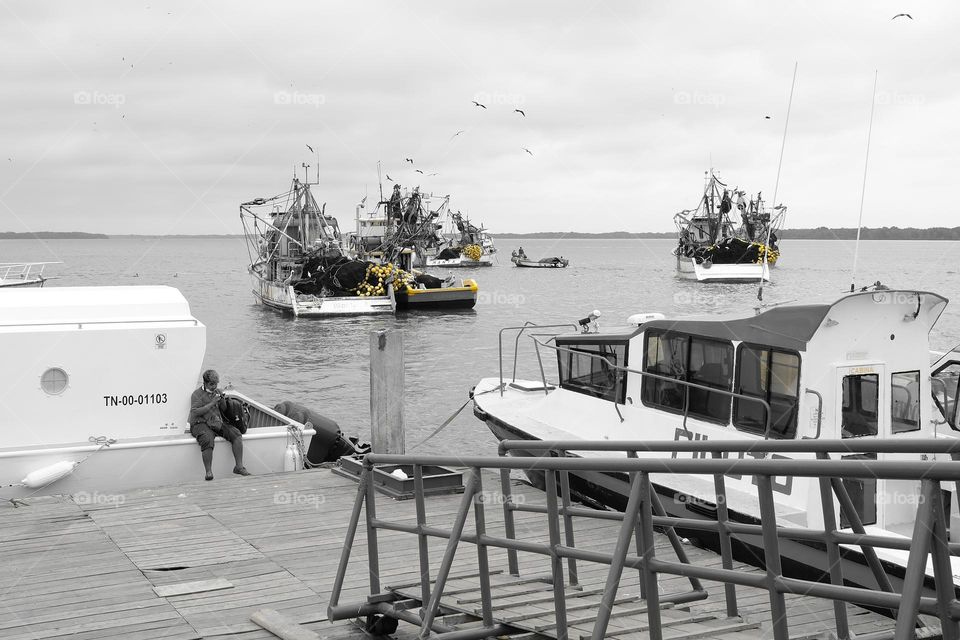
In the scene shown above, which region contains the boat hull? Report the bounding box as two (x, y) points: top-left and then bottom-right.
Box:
(252, 279), (394, 316)
(426, 256), (493, 268)
(512, 258), (568, 268)
(676, 255), (770, 282)
(396, 280), (478, 310)
(0, 424), (316, 501)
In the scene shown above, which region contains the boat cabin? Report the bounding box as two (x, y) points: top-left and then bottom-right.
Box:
(550, 290), (953, 530)
(555, 291), (950, 444)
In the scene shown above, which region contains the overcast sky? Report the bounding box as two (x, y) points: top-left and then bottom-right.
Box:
(0, 1), (952, 235)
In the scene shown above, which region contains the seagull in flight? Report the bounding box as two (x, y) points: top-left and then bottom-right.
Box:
(385, 174), (393, 181)
(428, 172), (439, 177)
(415, 169), (424, 174)
(306, 144), (314, 153)
(522, 147), (533, 156)
(514, 109), (526, 117)
(405, 158), (414, 164)
(472, 101), (487, 109)
(764, 116), (771, 119)
(891, 13), (912, 19)
(450, 130), (465, 141)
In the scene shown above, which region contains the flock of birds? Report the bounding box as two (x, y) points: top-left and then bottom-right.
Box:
(314, 98), (536, 186)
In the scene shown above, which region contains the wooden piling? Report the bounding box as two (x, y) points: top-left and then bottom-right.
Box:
(370, 328), (405, 454)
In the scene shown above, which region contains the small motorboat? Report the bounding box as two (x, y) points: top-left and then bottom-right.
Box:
(511, 250), (568, 268)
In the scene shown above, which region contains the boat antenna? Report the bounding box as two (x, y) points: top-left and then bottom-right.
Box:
(377, 160), (384, 203)
(850, 71), (878, 292)
(758, 61), (798, 303)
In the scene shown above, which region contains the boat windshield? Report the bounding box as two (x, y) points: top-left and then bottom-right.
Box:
(557, 341), (628, 404)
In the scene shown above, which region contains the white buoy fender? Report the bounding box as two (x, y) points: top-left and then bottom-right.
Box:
(282, 445), (298, 472)
(21, 460), (78, 488)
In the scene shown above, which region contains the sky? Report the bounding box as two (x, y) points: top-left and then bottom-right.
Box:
(0, 1), (953, 235)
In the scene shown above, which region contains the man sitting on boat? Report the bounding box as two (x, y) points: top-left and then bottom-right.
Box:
(188, 369), (250, 481)
(515, 246), (527, 260)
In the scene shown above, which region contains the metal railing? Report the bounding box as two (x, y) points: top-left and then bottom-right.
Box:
(0, 262), (59, 284)
(526, 333), (778, 438)
(328, 438), (960, 640)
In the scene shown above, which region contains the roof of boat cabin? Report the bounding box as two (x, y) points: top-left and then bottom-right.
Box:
(0, 286), (198, 326)
(641, 303), (832, 352)
(553, 290), (949, 353)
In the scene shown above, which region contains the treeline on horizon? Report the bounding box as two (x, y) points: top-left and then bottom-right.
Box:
(3, 226), (960, 240)
(498, 226), (960, 240)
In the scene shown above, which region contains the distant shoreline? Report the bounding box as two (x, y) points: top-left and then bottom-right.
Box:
(499, 227), (960, 240)
(3, 227), (960, 240)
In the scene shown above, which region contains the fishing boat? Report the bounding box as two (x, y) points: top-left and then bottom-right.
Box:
(472, 285), (960, 591)
(240, 170), (395, 317)
(510, 248), (568, 268)
(0, 285), (364, 502)
(350, 185), (480, 310)
(674, 170), (784, 283)
(427, 211), (496, 268)
(0, 262), (59, 288)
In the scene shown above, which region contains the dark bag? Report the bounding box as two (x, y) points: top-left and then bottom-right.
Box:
(219, 397), (249, 434)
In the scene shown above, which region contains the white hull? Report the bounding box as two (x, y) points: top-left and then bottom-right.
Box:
(253, 280), (395, 316)
(426, 256), (494, 268)
(0, 424), (316, 501)
(676, 255), (770, 282)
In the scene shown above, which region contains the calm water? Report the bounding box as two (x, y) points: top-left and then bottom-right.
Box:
(3, 237), (959, 455)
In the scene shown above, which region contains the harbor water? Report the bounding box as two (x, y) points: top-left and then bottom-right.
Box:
(3, 237), (959, 456)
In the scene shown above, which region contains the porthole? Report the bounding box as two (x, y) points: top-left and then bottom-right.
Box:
(40, 368), (69, 395)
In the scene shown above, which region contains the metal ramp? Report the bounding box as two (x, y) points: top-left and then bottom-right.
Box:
(386, 572), (762, 639)
(329, 443), (959, 640)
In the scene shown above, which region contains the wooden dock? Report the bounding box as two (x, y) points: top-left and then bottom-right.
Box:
(0, 467), (939, 639)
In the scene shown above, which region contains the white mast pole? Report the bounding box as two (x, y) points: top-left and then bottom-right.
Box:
(758, 62), (798, 302)
(850, 71), (878, 292)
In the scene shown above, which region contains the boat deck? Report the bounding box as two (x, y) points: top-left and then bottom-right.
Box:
(0, 467), (940, 639)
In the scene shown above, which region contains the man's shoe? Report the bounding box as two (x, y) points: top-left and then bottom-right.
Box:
(233, 467), (251, 476)
(205, 471), (214, 481)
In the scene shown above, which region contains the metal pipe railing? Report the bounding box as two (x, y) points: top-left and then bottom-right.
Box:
(329, 442), (960, 640)
(529, 336), (777, 439)
(498, 323), (579, 396)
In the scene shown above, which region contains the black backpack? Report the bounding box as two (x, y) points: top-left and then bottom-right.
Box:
(218, 397), (249, 434)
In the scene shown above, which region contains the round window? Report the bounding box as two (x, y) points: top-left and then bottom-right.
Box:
(40, 368), (69, 395)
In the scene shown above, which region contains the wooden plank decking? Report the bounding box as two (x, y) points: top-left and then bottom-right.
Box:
(0, 466), (940, 639)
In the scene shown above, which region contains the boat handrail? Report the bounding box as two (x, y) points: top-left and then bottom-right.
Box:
(497, 323), (580, 394)
(0, 262), (60, 281)
(528, 334), (775, 440)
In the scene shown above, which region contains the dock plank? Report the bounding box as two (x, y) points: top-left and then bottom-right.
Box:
(0, 466), (931, 640)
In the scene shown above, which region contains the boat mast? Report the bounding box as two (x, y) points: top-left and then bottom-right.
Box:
(850, 71), (878, 292)
(758, 62), (798, 302)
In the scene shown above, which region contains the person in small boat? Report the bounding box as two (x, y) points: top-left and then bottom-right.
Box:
(188, 369), (250, 481)
(517, 246), (527, 259)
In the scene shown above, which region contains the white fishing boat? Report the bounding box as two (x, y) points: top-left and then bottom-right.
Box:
(427, 211), (495, 268)
(349, 186), (480, 311)
(0, 262), (59, 288)
(240, 170), (395, 317)
(674, 170), (783, 283)
(473, 286), (960, 590)
(0, 285), (366, 502)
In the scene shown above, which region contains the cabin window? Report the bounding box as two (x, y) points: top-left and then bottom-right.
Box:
(733, 345), (800, 439)
(891, 371), (921, 433)
(558, 342), (628, 403)
(932, 362), (960, 429)
(641, 331), (733, 423)
(841, 374), (879, 438)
